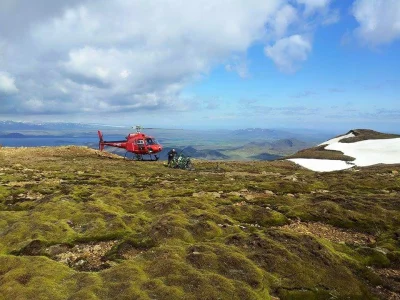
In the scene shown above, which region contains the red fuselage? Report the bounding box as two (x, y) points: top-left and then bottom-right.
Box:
(98, 131), (163, 155)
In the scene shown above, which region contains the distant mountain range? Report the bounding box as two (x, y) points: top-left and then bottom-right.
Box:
(232, 128), (294, 139)
(241, 138), (310, 152)
(0, 120), (329, 161)
(232, 127), (336, 143)
(249, 153), (283, 160)
(0, 120), (101, 131)
(0, 133), (67, 138)
(0, 133), (27, 138)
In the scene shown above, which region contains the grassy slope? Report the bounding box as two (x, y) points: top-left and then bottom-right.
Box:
(340, 129), (400, 143)
(285, 145), (356, 161)
(0, 146), (399, 299)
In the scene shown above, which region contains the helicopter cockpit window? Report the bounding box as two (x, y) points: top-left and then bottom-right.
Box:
(146, 138), (154, 145)
(136, 139), (145, 145)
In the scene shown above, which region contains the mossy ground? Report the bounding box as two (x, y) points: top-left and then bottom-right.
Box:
(285, 145), (355, 161)
(340, 129), (400, 143)
(0, 146), (399, 299)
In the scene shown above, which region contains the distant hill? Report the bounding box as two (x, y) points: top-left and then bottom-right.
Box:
(269, 138), (310, 152)
(0, 120), (98, 131)
(250, 153), (283, 160)
(0, 133), (27, 138)
(338, 129), (400, 143)
(232, 128), (294, 139)
(0, 121), (126, 132)
(0, 132), (76, 139)
(230, 138), (312, 159)
(163, 146), (229, 160)
(231, 127), (337, 144)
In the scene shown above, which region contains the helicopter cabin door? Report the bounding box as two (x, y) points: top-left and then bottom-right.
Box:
(135, 139), (146, 152)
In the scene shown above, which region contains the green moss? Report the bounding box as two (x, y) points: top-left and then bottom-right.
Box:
(387, 250), (400, 265)
(307, 180), (329, 191)
(286, 144), (355, 161)
(219, 204), (288, 227)
(277, 288), (332, 300)
(149, 260), (264, 300)
(356, 247), (391, 267)
(0, 256), (75, 300)
(0, 186), (11, 200)
(186, 243), (264, 288)
(1, 146), (399, 299)
(141, 279), (185, 299)
(99, 262), (149, 299)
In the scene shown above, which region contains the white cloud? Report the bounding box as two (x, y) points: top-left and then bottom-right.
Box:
(352, 0), (400, 45)
(0, 0), (339, 118)
(296, 0), (331, 14)
(28, 0), (284, 112)
(264, 35), (312, 73)
(25, 98), (45, 112)
(225, 56), (249, 78)
(322, 9), (340, 25)
(120, 70), (130, 79)
(0, 72), (18, 94)
(33, 1), (281, 52)
(273, 4), (299, 38)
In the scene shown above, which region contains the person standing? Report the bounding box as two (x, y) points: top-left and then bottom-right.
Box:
(168, 149), (177, 166)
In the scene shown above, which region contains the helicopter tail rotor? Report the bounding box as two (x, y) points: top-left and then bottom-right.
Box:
(98, 130), (105, 151)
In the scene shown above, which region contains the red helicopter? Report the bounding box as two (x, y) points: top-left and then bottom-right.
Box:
(98, 125), (163, 160)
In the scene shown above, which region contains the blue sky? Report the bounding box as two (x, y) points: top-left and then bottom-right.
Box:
(0, 0), (399, 132)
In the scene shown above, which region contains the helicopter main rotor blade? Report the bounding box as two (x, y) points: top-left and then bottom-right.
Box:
(132, 126), (183, 130)
(143, 128), (183, 130)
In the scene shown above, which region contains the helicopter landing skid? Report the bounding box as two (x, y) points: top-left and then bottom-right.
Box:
(124, 152), (159, 161)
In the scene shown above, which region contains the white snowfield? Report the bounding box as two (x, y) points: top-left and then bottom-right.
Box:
(287, 158), (354, 172)
(288, 133), (400, 172)
(326, 138), (400, 167)
(318, 132), (355, 146)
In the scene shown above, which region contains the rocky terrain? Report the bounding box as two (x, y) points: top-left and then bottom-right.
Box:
(0, 146), (399, 299)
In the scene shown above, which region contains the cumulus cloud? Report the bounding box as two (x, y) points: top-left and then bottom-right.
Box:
(264, 35), (312, 73)
(322, 9), (340, 25)
(225, 56), (249, 78)
(352, 0), (400, 45)
(272, 4), (299, 38)
(27, 0), (283, 114)
(0, 0), (339, 119)
(295, 0), (338, 27)
(0, 72), (18, 94)
(296, 0), (331, 14)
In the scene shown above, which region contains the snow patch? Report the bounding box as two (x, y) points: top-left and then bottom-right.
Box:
(319, 132), (355, 146)
(288, 137), (400, 172)
(326, 138), (400, 167)
(287, 158), (354, 172)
